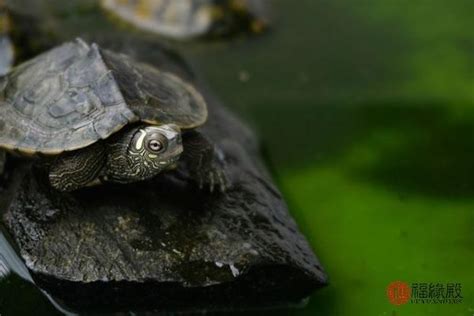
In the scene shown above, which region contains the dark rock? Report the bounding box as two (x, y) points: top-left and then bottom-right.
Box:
(3, 86), (327, 313)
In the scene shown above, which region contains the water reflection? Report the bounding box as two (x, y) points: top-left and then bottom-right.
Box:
(0, 37), (13, 76)
(0, 230), (76, 315)
(0, 232), (32, 282)
(0, 256), (9, 279)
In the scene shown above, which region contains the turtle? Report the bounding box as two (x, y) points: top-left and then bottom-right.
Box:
(101, 0), (269, 39)
(0, 0), (14, 76)
(0, 38), (228, 192)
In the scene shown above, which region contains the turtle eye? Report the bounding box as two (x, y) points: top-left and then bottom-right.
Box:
(147, 139), (165, 153)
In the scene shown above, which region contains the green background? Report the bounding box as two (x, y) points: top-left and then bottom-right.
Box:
(188, 1), (474, 315)
(1, 0), (473, 315)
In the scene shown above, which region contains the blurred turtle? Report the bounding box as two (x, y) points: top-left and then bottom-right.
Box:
(0, 0), (13, 177)
(0, 39), (228, 192)
(0, 0), (14, 76)
(101, 0), (269, 39)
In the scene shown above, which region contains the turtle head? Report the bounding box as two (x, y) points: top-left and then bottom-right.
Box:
(130, 124), (183, 173)
(106, 124), (183, 184)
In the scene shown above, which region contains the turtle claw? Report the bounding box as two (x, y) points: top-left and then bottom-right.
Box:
(209, 172), (216, 193)
(218, 170), (228, 193)
(196, 161), (228, 193)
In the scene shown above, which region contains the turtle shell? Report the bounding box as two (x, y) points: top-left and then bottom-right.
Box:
(0, 38), (207, 155)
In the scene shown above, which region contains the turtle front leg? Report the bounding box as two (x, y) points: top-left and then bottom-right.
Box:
(182, 131), (229, 193)
(49, 142), (106, 192)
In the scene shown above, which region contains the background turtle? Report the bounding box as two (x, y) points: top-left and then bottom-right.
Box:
(0, 0), (14, 76)
(0, 0), (13, 176)
(0, 38), (227, 192)
(101, 0), (269, 39)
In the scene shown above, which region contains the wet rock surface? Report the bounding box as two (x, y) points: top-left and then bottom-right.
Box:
(2, 77), (327, 313)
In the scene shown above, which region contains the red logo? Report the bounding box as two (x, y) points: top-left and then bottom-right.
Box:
(387, 281), (411, 305)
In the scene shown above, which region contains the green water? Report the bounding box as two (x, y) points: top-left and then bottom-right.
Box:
(1, 0), (473, 315)
(185, 1), (474, 315)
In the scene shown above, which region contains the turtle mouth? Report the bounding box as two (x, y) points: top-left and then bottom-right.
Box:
(167, 162), (179, 170)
